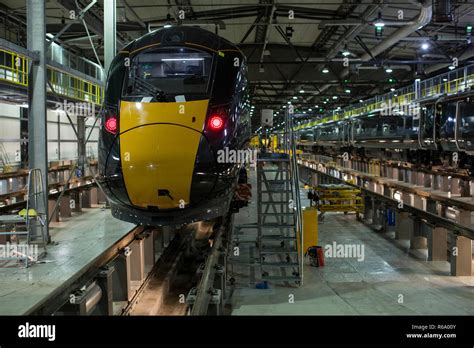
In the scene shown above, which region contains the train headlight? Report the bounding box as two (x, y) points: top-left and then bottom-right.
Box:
(105, 116), (118, 134)
(208, 115), (224, 131)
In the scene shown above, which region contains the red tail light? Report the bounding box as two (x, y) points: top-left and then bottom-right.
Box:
(208, 115), (224, 131)
(105, 116), (118, 134)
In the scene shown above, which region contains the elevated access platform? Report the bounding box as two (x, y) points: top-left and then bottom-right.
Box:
(0, 206), (135, 315)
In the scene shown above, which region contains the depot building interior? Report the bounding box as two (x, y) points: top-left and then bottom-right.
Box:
(0, 0), (474, 316)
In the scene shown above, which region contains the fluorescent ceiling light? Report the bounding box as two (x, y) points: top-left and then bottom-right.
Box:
(161, 58), (203, 61)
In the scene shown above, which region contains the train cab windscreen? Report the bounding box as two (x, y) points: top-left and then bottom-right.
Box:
(124, 48), (213, 101)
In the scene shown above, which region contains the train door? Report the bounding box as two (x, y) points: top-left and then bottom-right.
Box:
(456, 98), (474, 153)
(436, 98), (458, 152)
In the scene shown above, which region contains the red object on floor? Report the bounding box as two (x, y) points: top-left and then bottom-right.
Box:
(316, 247), (325, 267)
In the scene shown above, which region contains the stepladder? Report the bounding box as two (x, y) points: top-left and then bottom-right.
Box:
(0, 168), (48, 267)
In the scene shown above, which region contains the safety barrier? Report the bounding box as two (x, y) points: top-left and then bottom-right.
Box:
(0, 47), (103, 105)
(296, 64), (474, 130)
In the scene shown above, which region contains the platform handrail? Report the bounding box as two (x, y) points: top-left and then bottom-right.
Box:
(296, 64), (474, 130)
(0, 43), (104, 105)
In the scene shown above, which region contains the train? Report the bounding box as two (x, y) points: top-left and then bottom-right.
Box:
(96, 26), (251, 226)
(295, 90), (474, 174)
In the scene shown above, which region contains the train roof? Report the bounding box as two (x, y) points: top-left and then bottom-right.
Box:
(119, 26), (244, 58)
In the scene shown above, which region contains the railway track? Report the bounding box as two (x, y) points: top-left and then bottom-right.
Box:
(122, 215), (233, 316)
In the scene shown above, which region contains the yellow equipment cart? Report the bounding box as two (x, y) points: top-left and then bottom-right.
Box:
(313, 184), (364, 221)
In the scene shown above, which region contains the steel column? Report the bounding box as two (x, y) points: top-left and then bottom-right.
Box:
(104, 0), (117, 75)
(77, 116), (86, 173)
(27, 0), (48, 239)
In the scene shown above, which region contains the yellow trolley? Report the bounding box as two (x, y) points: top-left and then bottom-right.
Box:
(313, 184), (364, 221)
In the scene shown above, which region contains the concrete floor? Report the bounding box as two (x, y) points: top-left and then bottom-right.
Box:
(0, 205), (134, 315)
(230, 166), (474, 315)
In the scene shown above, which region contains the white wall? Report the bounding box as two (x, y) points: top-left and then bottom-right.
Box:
(0, 102), (99, 166)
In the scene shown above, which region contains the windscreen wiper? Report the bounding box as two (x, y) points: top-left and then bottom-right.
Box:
(133, 75), (166, 101)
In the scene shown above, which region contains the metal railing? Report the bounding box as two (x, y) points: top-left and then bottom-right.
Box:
(297, 64), (474, 130)
(0, 46), (104, 105)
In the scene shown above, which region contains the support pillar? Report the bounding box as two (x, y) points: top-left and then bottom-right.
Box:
(363, 196), (373, 223)
(48, 199), (60, 222)
(94, 266), (114, 315)
(130, 238), (145, 283)
(440, 176), (450, 192)
(104, 0), (117, 74)
(424, 173), (432, 188)
(81, 190), (92, 208)
(451, 178), (460, 195)
(143, 232), (155, 274)
(392, 167), (399, 181)
(410, 219), (427, 249)
(395, 211), (413, 240)
(60, 194), (72, 218)
(72, 191), (82, 212)
(90, 187), (98, 205)
(450, 235), (473, 276)
(427, 227), (447, 261)
(27, 0), (48, 240)
(112, 252), (132, 301)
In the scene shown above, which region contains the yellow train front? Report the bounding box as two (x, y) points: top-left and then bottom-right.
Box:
(96, 27), (250, 225)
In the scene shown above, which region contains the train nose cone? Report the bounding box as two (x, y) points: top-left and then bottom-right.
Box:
(119, 123), (206, 209)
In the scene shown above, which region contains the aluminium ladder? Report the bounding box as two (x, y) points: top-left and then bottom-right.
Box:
(229, 109), (303, 286)
(0, 142), (10, 172)
(256, 151), (301, 285)
(0, 168), (48, 267)
(256, 107), (303, 285)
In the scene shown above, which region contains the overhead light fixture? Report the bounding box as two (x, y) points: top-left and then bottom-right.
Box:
(308, 108), (312, 111)
(323, 101), (327, 104)
(443, 78), (448, 82)
(293, 96), (297, 100)
(421, 42), (429, 50)
(299, 89), (305, 93)
(162, 58), (203, 61)
(287, 101), (291, 104)
(390, 88), (395, 92)
(341, 44), (351, 57)
(359, 99), (363, 103)
(374, 12), (385, 28)
(314, 105), (319, 108)
(332, 96), (338, 99)
(259, 65), (265, 73)
(164, 23), (173, 28)
(385, 67), (393, 73)
(345, 89), (351, 93)
(322, 67), (329, 74)
(374, 12), (384, 38)
(448, 65), (455, 70)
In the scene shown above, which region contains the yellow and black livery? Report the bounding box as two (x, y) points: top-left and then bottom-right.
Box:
(96, 26), (251, 225)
